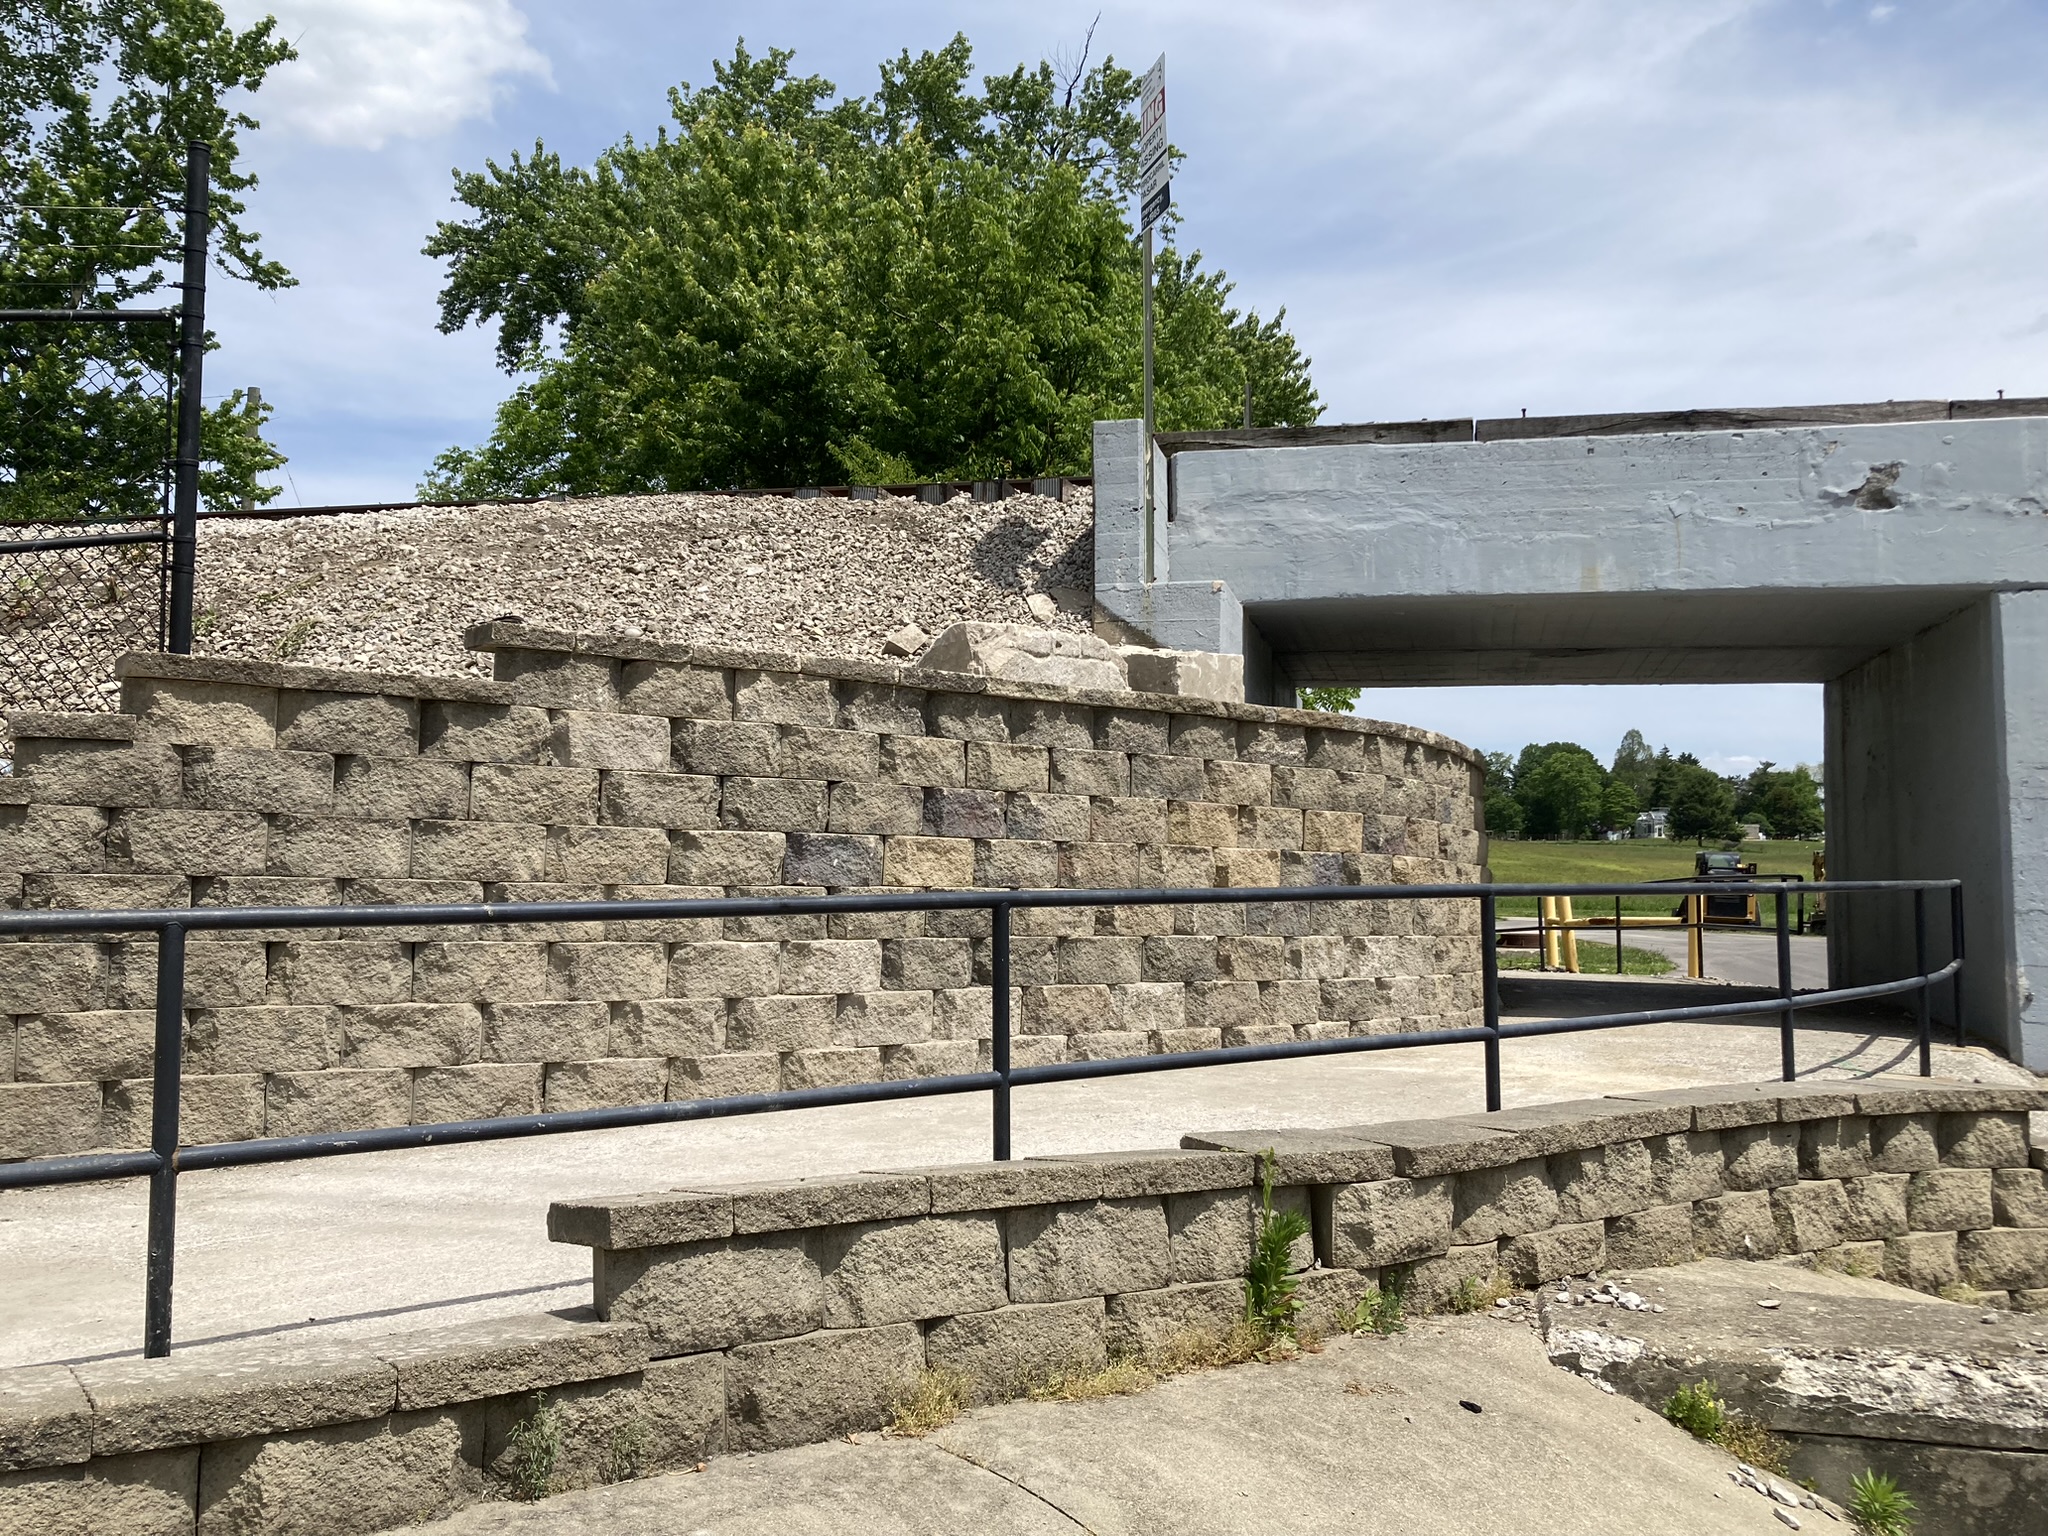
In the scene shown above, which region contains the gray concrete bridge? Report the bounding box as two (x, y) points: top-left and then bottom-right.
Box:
(1090, 404), (2048, 1070)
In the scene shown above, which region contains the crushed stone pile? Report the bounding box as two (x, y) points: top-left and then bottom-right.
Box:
(180, 488), (1095, 683)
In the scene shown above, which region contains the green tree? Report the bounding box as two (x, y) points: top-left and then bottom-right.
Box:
(1516, 743), (1605, 840)
(1482, 751), (1524, 838)
(1600, 780), (1640, 832)
(1296, 685), (1357, 713)
(1, 1), (293, 521)
(1610, 729), (1654, 806)
(419, 36), (1318, 498)
(1668, 762), (1739, 844)
(1734, 762), (1824, 839)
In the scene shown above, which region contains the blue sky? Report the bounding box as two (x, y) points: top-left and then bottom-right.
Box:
(204, 0), (2048, 771)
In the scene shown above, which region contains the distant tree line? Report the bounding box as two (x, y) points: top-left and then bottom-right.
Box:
(1482, 730), (1824, 844)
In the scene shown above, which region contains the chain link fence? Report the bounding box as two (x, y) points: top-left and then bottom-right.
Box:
(1, 318), (174, 748)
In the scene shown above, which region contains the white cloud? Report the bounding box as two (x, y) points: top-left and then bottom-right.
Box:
(224, 0), (550, 148)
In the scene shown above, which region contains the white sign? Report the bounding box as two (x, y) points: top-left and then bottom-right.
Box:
(1138, 54), (1169, 229)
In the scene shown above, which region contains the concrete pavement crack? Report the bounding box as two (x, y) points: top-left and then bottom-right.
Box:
(932, 1440), (1097, 1533)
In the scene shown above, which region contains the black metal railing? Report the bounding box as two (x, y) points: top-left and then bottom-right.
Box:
(0, 877), (1962, 1358)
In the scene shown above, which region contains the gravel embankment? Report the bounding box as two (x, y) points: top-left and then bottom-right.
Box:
(189, 489), (1094, 679)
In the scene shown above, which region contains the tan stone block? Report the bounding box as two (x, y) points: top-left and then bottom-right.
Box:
(0, 803), (107, 876)
(1167, 1186), (1253, 1283)
(1451, 1158), (1560, 1243)
(1692, 1190), (1780, 1259)
(265, 817), (411, 879)
(878, 735), (964, 789)
(409, 943), (544, 1007)
(124, 675), (276, 747)
(12, 1009), (154, 1082)
(669, 941), (780, 998)
(1324, 1177), (1453, 1269)
(1869, 1113), (1940, 1172)
(1500, 1220), (1607, 1285)
(1394, 1243), (1504, 1313)
(926, 1299), (1106, 1402)
(13, 737), (181, 809)
(1907, 1167), (1995, 1230)
(720, 776), (828, 833)
(1993, 1167), (2048, 1227)
(551, 1190), (733, 1250)
(599, 771), (720, 830)
(411, 1063), (539, 1123)
(0, 1081), (101, 1159)
(1721, 1123), (1800, 1190)
(1771, 1179), (1852, 1253)
(0, 1363), (92, 1473)
(724, 1322), (921, 1453)
(376, 1313), (647, 1411)
(825, 780), (925, 835)
(1606, 1202), (1702, 1267)
(481, 1001), (609, 1064)
(1799, 1116), (1873, 1179)
(101, 1073), (265, 1149)
(836, 991), (932, 1047)
(1169, 715), (1234, 761)
(965, 741), (1048, 792)
(182, 1003), (333, 1073)
(195, 1408), (479, 1535)
(1104, 1280), (1242, 1360)
(1939, 1112), (2031, 1169)
(725, 994), (833, 1052)
(276, 690), (418, 757)
(820, 1214), (1008, 1327)
(609, 997), (721, 1058)
(781, 1046), (881, 1090)
(880, 1039), (979, 1079)
(732, 669), (834, 727)
(0, 1448), (197, 1535)
(272, 940), (411, 1007)
(410, 820), (546, 882)
(597, 1232), (822, 1354)
(106, 809), (267, 876)
(182, 748), (335, 817)
(669, 1052), (781, 1100)
(780, 938), (882, 995)
(1648, 1130), (1725, 1202)
(720, 1172), (930, 1236)
(77, 1339), (395, 1454)
(884, 835), (974, 887)
(263, 1069), (412, 1135)
(1007, 1197), (1170, 1303)
(618, 659), (730, 719)
(547, 941), (666, 1002)
(1883, 1229), (1960, 1291)
(550, 709), (669, 771)
(333, 756), (469, 821)
(420, 699), (549, 763)
(543, 1057), (665, 1111)
(1840, 1173), (1911, 1240)
(673, 720), (777, 778)
(468, 764), (597, 825)
(1551, 1140), (1658, 1221)
(667, 830), (785, 885)
(1957, 1228), (2048, 1291)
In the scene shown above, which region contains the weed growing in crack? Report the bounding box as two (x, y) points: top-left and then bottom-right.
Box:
(502, 1393), (562, 1502)
(888, 1367), (972, 1437)
(1846, 1468), (1916, 1536)
(1661, 1379), (1789, 1474)
(1243, 1149), (1311, 1338)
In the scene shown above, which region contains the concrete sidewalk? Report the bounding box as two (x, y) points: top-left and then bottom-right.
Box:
(2, 1000), (2030, 1370)
(400, 1316), (1791, 1536)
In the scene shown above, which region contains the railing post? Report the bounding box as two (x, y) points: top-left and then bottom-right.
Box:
(1480, 891), (1502, 1112)
(1949, 885), (1966, 1048)
(1775, 883), (1795, 1082)
(1614, 895), (1623, 974)
(1914, 887), (1931, 1077)
(991, 903), (1012, 1161)
(143, 922), (187, 1357)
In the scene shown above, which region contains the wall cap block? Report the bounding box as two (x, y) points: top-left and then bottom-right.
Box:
(72, 1338), (396, 1456)
(375, 1311), (649, 1410)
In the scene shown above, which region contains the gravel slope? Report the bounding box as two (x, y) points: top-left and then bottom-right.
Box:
(183, 489), (1096, 682)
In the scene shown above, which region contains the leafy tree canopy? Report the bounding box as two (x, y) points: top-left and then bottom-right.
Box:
(1734, 761), (1824, 840)
(1, 0), (292, 521)
(420, 34), (1320, 499)
(1668, 761), (1739, 844)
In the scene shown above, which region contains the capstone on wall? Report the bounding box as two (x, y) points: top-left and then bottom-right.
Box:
(0, 622), (1484, 1161)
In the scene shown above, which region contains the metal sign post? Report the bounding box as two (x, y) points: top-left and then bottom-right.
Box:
(1137, 55), (1168, 583)
(168, 141), (209, 654)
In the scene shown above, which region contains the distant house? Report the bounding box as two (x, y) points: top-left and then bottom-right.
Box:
(1633, 809), (1670, 840)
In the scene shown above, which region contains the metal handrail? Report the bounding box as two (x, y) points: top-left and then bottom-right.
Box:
(0, 876), (1963, 1358)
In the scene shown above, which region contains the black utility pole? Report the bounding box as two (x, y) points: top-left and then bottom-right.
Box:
(168, 141), (209, 652)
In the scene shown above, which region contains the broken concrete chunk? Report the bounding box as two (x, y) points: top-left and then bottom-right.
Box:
(919, 622), (1127, 691)
(880, 623), (928, 659)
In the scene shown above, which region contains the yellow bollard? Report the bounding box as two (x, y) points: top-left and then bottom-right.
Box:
(1559, 896), (1581, 974)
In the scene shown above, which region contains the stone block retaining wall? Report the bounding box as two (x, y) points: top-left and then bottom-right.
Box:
(3, 1078), (2042, 1534)
(0, 621), (1483, 1161)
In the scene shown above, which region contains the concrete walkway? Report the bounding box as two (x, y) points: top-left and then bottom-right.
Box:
(400, 1314), (1793, 1536)
(1, 997), (2031, 1370)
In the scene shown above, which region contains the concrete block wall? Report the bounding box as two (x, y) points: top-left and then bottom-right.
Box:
(0, 622), (1484, 1161)
(3, 1077), (2041, 1535)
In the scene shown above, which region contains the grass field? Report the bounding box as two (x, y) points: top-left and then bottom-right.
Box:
(1486, 838), (1824, 925)
(1500, 940), (1676, 975)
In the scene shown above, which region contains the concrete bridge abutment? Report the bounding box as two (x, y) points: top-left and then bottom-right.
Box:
(1090, 408), (2048, 1069)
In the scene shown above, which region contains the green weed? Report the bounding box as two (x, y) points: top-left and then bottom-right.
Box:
(1243, 1150), (1312, 1337)
(1846, 1469), (1916, 1536)
(501, 1393), (562, 1502)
